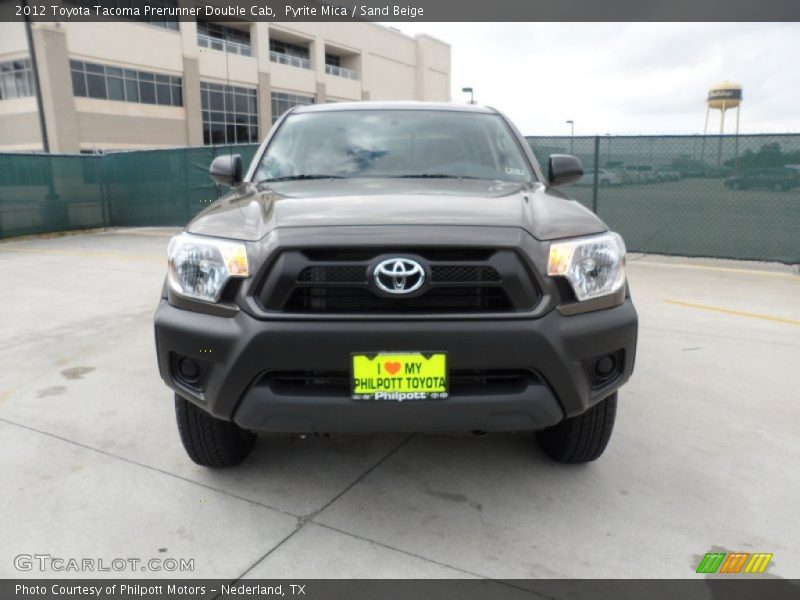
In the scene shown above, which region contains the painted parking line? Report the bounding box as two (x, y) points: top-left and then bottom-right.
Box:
(664, 300), (800, 327)
(631, 260), (798, 280)
(0, 247), (162, 262)
(103, 228), (178, 237)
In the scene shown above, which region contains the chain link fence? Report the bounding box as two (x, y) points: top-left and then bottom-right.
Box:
(527, 134), (800, 264)
(1, 135), (799, 263)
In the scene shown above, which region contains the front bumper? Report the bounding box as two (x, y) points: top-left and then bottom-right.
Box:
(154, 298), (638, 433)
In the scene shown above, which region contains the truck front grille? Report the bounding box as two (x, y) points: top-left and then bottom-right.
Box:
(255, 247), (540, 315)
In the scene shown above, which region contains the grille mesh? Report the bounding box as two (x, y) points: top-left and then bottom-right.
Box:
(431, 265), (501, 283)
(264, 369), (538, 395)
(284, 287), (512, 313)
(297, 266), (367, 283)
(296, 264), (501, 284)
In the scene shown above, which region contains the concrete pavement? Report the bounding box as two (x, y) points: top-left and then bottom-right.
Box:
(0, 229), (797, 579)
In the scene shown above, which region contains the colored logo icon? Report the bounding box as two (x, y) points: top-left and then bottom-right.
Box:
(696, 552), (773, 574)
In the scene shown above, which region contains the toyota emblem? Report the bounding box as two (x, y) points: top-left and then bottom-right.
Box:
(373, 258), (425, 295)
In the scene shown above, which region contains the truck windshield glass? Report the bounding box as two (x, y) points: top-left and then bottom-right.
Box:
(254, 110), (534, 183)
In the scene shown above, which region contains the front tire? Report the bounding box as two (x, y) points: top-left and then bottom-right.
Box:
(536, 393), (617, 463)
(175, 394), (256, 467)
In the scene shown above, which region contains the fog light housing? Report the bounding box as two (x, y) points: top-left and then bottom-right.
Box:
(584, 350), (623, 389)
(177, 358), (201, 383)
(171, 353), (210, 391)
(594, 355), (616, 378)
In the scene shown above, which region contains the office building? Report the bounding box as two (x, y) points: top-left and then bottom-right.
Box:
(0, 17), (451, 152)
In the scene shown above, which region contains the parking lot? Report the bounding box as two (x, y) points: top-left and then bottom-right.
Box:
(1, 228), (798, 579)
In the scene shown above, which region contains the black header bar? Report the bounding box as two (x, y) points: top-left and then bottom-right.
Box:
(4, 579), (800, 600)
(2, 0), (800, 22)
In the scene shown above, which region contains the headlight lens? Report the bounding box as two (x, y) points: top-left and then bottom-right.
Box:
(547, 232), (626, 301)
(167, 233), (249, 303)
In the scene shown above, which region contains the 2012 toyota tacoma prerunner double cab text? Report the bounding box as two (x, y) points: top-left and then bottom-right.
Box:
(154, 102), (638, 468)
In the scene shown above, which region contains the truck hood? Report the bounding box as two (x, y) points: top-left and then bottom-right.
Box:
(186, 178), (607, 242)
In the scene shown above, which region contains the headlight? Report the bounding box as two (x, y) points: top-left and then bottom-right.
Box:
(167, 233), (249, 303)
(547, 232), (626, 301)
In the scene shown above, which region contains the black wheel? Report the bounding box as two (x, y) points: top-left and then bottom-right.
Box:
(175, 394), (256, 467)
(536, 393), (617, 464)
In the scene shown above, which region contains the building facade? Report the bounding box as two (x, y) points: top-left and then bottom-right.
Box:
(0, 18), (451, 152)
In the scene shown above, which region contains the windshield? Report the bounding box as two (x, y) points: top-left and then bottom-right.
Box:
(253, 110), (534, 183)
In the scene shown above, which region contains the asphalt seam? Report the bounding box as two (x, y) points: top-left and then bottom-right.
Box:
(0, 416), (299, 520)
(1, 417), (489, 584)
(0, 247), (163, 261)
(219, 524), (306, 596)
(664, 299), (800, 327)
(310, 521), (486, 578)
(629, 259), (798, 280)
(261, 521), (559, 597)
(302, 433), (416, 521)
(230, 434), (420, 581)
(640, 325), (800, 348)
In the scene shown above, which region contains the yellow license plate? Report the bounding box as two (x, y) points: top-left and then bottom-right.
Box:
(351, 352), (448, 401)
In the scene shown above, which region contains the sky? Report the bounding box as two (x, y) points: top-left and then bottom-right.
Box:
(389, 23), (800, 136)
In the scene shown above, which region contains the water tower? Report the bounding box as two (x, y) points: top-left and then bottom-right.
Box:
(701, 81), (743, 166)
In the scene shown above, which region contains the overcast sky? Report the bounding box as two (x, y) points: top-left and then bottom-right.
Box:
(390, 23), (800, 136)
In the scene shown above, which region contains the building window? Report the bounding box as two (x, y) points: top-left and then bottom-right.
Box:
(271, 91), (314, 124)
(197, 20), (252, 56)
(325, 54), (341, 68)
(70, 60), (182, 107)
(0, 58), (35, 100)
(201, 81), (259, 145)
(67, 0), (178, 30)
(269, 39), (311, 70)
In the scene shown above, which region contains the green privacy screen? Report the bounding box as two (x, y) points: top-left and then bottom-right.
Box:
(526, 134), (800, 264)
(0, 144), (260, 238)
(103, 144), (260, 227)
(0, 153), (106, 240)
(1, 136), (799, 263)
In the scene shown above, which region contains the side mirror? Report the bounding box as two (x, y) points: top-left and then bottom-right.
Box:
(548, 154), (583, 186)
(209, 154), (242, 186)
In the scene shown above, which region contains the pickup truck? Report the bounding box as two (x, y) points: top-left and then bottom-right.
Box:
(154, 102), (638, 467)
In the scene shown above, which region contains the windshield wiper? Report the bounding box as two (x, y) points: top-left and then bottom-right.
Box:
(257, 174), (345, 183)
(391, 174), (481, 179)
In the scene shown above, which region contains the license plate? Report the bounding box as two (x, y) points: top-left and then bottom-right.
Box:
(351, 352), (448, 401)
